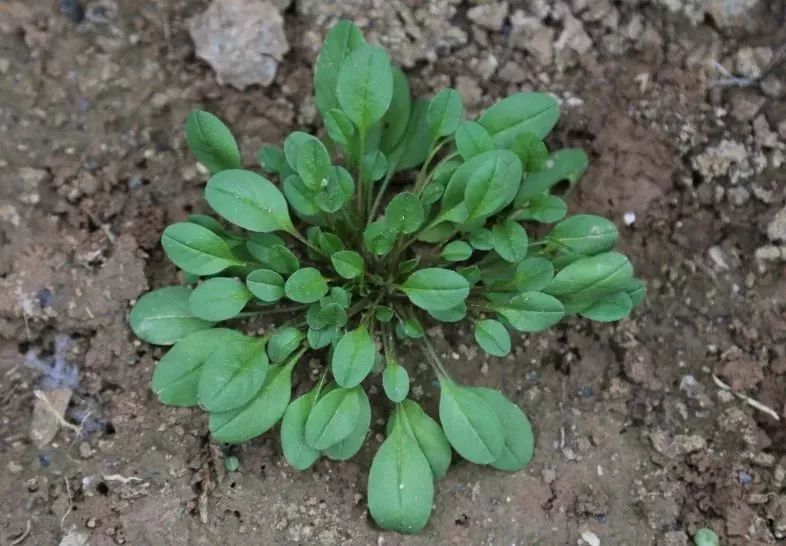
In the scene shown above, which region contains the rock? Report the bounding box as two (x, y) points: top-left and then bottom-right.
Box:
(735, 46), (772, 79)
(752, 115), (780, 149)
(767, 207), (786, 242)
(768, 495), (786, 539)
(509, 10), (555, 65)
(467, 2), (509, 31)
(726, 186), (750, 206)
(658, 531), (688, 546)
(656, 0), (705, 25)
(649, 431), (706, 457)
(691, 140), (749, 182)
(554, 6), (593, 56)
(498, 60), (527, 83)
(59, 531), (90, 546)
(761, 74), (784, 99)
(729, 90), (766, 122)
(189, 0), (289, 90)
(754, 245), (784, 261)
(456, 75), (483, 109)
(705, 0), (762, 30)
(718, 357), (763, 391)
(780, 120), (786, 140)
(30, 387), (73, 448)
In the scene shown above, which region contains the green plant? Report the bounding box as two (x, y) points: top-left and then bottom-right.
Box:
(129, 20), (645, 533)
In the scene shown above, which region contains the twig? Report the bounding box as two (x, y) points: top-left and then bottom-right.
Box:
(33, 390), (81, 433)
(712, 374), (780, 421)
(60, 477), (73, 530)
(9, 520), (31, 545)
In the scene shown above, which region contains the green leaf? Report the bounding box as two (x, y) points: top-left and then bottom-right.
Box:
(427, 303), (467, 323)
(547, 214), (619, 256)
(455, 121), (494, 160)
(307, 326), (340, 349)
(326, 286), (351, 309)
(438, 379), (504, 464)
(546, 252), (633, 298)
(388, 99), (432, 172)
(323, 108), (356, 148)
(318, 231), (345, 255)
(285, 268), (329, 303)
(267, 244), (300, 275)
(281, 390), (321, 470)
(367, 410), (434, 534)
(382, 360), (409, 403)
(185, 110), (242, 174)
(468, 227), (494, 250)
(398, 257), (421, 276)
(441, 241), (473, 262)
(246, 269), (285, 302)
(198, 337), (269, 412)
(515, 194), (567, 223)
(129, 286), (215, 345)
(363, 219), (396, 256)
(510, 132), (548, 172)
(331, 326), (376, 388)
(268, 327), (304, 363)
(578, 291), (633, 322)
(209, 362), (295, 443)
(380, 67), (411, 153)
(375, 306), (394, 322)
(205, 169), (294, 234)
(384, 192), (424, 234)
(324, 388), (371, 460)
(257, 145), (285, 174)
(514, 258), (554, 292)
(152, 328), (245, 406)
(296, 137), (332, 191)
(314, 20), (366, 117)
(492, 220), (528, 263)
(401, 268), (470, 311)
(426, 88), (463, 137)
(331, 250), (365, 279)
(516, 148), (589, 202)
(304, 386), (361, 450)
(307, 302), (347, 330)
(458, 265), (482, 285)
(283, 174), (321, 217)
(478, 92), (559, 147)
(394, 400), (452, 479)
(474, 319), (511, 357)
(189, 278), (252, 321)
(397, 317), (424, 339)
(336, 44), (393, 131)
(161, 222), (239, 276)
(245, 233), (285, 264)
(463, 151), (523, 222)
(283, 131), (314, 171)
(361, 150), (388, 182)
(470, 388), (533, 472)
(316, 166), (354, 213)
(625, 278), (647, 307)
(492, 291), (565, 332)
(187, 214), (237, 240)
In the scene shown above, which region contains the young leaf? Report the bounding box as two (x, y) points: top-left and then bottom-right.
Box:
(209, 362), (295, 443)
(397, 317), (424, 339)
(304, 386), (361, 450)
(245, 233), (285, 264)
(510, 132), (548, 172)
(161, 222), (240, 276)
(323, 108), (356, 148)
(324, 388), (371, 460)
(474, 319), (511, 357)
(129, 286), (215, 345)
(478, 92), (559, 147)
(545, 252), (632, 298)
(152, 328), (245, 406)
(367, 411), (434, 534)
(361, 150), (388, 182)
(547, 214), (619, 256)
(189, 278), (252, 321)
(401, 268), (470, 312)
(246, 269), (285, 302)
(469, 388), (534, 472)
(283, 174), (322, 217)
(314, 20), (366, 117)
(281, 390), (321, 470)
(375, 306), (394, 322)
(267, 244), (300, 275)
(185, 110), (242, 174)
(469, 227), (494, 250)
(198, 337), (269, 412)
(515, 194), (567, 223)
(387, 98), (432, 172)
(332, 326), (376, 388)
(399, 400), (452, 479)
(438, 379), (504, 464)
(426, 88), (463, 137)
(205, 169), (294, 234)
(285, 267), (329, 303)
(492, 220), (528, 263)
(296, 137), (332, 191)
(578, 291), (633, 322)
(455, 121), (494, 160)
(441, 241), (473, 262)
(384, 192), (424, 234)
(268, 327), (304, 363)
(492, 291), (565, 332)
(463, 151), (523, 222)
(625, 278), (647, 307)
(257, 144), (285, 174)
(363, 219), (397, 256)
(307, 302), (347, 330)
(516, 148), (589, 202)
(316, 166), (354, 213)
(336, 44), (394, 131)
(382, 360), (409, 403)
(514, 258), (554, 292)
(380, 67), (412, 153)
(331, 250), (365, 279)
(187, 214), (237, 239)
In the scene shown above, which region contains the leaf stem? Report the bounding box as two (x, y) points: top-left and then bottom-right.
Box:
(418, 334), (450, 379)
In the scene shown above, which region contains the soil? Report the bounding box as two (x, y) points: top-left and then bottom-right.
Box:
(1, 1), (785, 545)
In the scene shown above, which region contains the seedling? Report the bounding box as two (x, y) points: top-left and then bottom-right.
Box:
(129, 20), (644, 533)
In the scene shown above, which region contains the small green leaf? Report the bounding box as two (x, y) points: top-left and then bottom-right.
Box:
(382, 360), (409, 403)
(316, 166), (354, 213)
(130, 286), (215, 345)
(318, 231), (345, 255)
(323, 108), (356, 148)
(389, 400), (453, 480)
(547, 214), (619, 256)
(387, 98), (431, 172)
(470, 388), (534, 472)
(337, 44), (394, 131)
(515, 194), (567, 223)
(161, 222), (240, 276)
(492, 220), (528, 263)
(468, 227), (494, 250)
(332, 327), (377, 388)
(398, 317), (424, 339)
(152, 328), (245, 406)
(455, 121), (494, 160)
(478, 92), (559, 147)
(326, 286), (351, 309)
(187, 214), (236, 239)
(458, 265), (482, 285)
(281, 390), (321, 470)
(397, 257), (420, 276)
(267, 245), (300, 275)
(625, 278), (647, 307)
(426, 88), (463, 137)
(510, 132), (548, 172)
(363, 219), (397, 256)
(185, 110), (242, 174)
(463, 151), (523, 222)
(324, 388), (371, 460)
(189, 278), (252, 321)
(205, 169), (294, 234)
(578, 291), (633, 322)
(516, 148), (589, 202)
(268, 327), (304, 363)
(438, 379), (504, 464)
(380, 67), (412, 153)
(514, 258), (554, 292)
(257, 145), (285, 173)
(375, 306), (394, 322)
(367, 410), (434, 534)
(283, 174), (321, 217)
(426, 302), (467, 323)
(331, 250), (365, 279)
(314, 20), (366, 117)
(361, 150), (388, 182)
(304, 386), (361, 450)
(246, 269), (285, 302)
(285, 268), (329, 304)
(245, 233), (285, 264)
(546, 252), (632, 298)
(209, 362), (295, 443)
(198, 337), (269, 412)
(384, 192), (424, 234)
(296, 138), (332, 191)
(474, 319), (511, 357)
(441, 241), (473, 262)
(493, 292), (565, 332)
(306, 302), (346, 330)
(401, 268), (470, 311)
(307, 326), (340, 349)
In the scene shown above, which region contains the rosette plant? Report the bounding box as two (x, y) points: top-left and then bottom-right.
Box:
(129, 20), (644, 533)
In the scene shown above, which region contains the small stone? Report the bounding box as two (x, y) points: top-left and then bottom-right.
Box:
(498, 61), (527, 83)
(767, 207), (786, 242)
(760, 74), (784, 98)
(79, 442), (94, 459)
(580, 529), (601, 546)
(659, 531), (688, 546)
(467, 2), (509, 31)
(30, 388), (73, 449)
(754, 245), (784, 261)
(708, 246), (730, 270)
(509, 10), (555, 65)
(456, 76), (483, 108)
(0, 57), (10, 74)
(734, 46), (772, 79)
(778, 120), (786, 140)
(649, 432), (706, 457)
(704, 0), (762, 30)
(752, 115), (779, 149)
(726, 186), (750, 206)
(7, 461), (23, 474)
(729, 91), (766, 122)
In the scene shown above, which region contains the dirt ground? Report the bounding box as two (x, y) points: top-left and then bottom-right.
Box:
(1, 1), (785, 544)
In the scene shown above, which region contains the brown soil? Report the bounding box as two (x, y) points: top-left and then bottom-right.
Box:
(1, 1), (785, 545)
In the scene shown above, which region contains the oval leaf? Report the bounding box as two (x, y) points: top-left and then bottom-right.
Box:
(385, 192), (424, 235)
(438, 379), (504, 464)
(401, 268), (470, 312)
(382, 360), (410, 403)
(280, 390), (321, 470)
(304, 386), (361, 450)
(246, 269), (285, 302)
(129, 286), (215, 346)
(474, 319), (511, 357)
(267, 327), (304, 363)
(492, 220), (528, 263)
(198, 337), (269, 412)
(441, 241), (473, 262)
(426, 88), (463, 137)
(314, 20), (366, 117)
(455, 120), (494, 160)
(336, 44), (394, 130)
(470, 387), (534, 472)
(285, 267), (329, 304)
(324, 388), (371, 460)
(331, 250), (365, 279)
(478, 92), (559, 147)
(185, 110), (242, 174)
(331, 327), (376, 388)
(493, 291), (565, 332)
(161, 222), (239, 276)
(547, 214), (619, 256)
(189, 278), (251, 321)
(399, 400), (452, 479)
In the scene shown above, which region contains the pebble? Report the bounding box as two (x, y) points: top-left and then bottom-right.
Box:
(726, 186), (750, 206)
(467, 2), (509, 31)
(767, 207), (786, 242)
